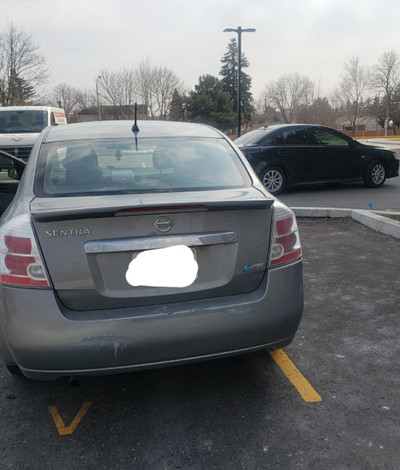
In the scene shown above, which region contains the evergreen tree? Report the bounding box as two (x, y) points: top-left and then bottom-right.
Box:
(8, 74), (35, 105)
(219, 38), (253, 125)
(169, 89), (186, 121)
(186, 75), (236, 132)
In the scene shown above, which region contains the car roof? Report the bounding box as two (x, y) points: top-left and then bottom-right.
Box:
(0, 106), (63, 112)
(43, 120), (225, 143)
(236, 123), (342, 143)
(257, 124), (320, 131)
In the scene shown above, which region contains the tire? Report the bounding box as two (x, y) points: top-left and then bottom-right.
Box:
(260, 167), (286, 195)
(364, 160), (386, 188)
(6, 364), (22, 376)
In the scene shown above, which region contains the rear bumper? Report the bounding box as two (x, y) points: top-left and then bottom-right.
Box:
(0, 261), (303, 380)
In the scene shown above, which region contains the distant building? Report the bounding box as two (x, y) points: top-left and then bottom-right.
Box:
(336, 116), (381, 132)
(78, 104), (148, 122)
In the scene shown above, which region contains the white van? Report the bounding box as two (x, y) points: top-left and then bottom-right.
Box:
(0, 106), (67, 160)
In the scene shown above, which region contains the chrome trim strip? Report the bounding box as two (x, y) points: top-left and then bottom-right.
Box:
(84, 231), (238, 254)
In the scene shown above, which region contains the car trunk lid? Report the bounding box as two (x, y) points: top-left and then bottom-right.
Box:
(31, 189), (273, 311)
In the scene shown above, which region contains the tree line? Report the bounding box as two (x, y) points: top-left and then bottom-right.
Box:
(1, 23), (400, 135)
(261, 53), (400, 135)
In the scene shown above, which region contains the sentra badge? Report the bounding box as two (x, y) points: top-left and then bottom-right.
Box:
(154, 216), (173, 233)
(45, 228), (91, 237)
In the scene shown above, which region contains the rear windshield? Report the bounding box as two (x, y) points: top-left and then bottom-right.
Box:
(34, 138), (251, 197)
(234, 128), (272, 145)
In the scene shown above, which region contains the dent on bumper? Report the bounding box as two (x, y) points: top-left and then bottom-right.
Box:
(0, 261), (303, 380)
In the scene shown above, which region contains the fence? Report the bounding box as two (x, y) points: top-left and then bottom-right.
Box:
(340, 129), (397, 138)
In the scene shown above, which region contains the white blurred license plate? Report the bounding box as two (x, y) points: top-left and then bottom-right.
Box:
(125, 245), (199, 288)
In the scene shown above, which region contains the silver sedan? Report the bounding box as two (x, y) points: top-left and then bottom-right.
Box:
(0, 120), (303, 380)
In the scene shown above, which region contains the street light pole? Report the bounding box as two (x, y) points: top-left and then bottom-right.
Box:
(96, 75), (102, 121)
(223, 26), (255, 137)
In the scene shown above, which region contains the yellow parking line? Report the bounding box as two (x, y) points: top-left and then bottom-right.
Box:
(49, 401), (93, 435)
(269, 349), (322, 403)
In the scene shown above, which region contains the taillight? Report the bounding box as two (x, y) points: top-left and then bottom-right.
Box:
(0, 214), (50, 287)
(269, 201), (302, 267)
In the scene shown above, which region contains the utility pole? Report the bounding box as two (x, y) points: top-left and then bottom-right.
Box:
(223, 26), (255, 137)
(96, 75), (102, 121)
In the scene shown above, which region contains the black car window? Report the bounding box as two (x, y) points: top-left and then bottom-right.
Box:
(311, 129), (350, 146)
(272, 128), (307, 146)
(234, 128), (274, 145)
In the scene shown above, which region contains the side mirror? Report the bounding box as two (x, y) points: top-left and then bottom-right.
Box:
(8, 167), (19, 180)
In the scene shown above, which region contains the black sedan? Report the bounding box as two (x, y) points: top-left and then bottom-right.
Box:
(235, 124), (399, 195)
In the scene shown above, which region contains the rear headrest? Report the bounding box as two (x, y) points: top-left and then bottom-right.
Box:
(65, 146), (99, 167)
(152, 149), (175, 169)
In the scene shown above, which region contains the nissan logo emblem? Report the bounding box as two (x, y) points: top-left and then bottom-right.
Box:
(154, 216), (173, 233)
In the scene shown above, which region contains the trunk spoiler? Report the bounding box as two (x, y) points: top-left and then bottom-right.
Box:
(30, 192), (274, 222)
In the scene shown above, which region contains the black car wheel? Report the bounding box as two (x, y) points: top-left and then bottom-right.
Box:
(364, 160), (386, 187)
(261, 167), (286, 195)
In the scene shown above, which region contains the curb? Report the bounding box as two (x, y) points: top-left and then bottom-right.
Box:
(292, 207), (400, 240)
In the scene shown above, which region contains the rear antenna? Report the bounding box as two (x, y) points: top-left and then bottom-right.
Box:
(131, 103), (139, 150)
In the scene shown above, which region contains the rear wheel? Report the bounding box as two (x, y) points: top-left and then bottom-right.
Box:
(260, 167), (286, 195)
(364, 160), (386, 187)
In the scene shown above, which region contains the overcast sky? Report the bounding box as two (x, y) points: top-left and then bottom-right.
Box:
(2, 0), (400, 102)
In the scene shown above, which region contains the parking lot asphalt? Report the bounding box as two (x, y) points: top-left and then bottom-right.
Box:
(0, 217), (399, 469)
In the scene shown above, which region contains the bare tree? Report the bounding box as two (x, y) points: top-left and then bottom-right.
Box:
(333, 57), (370, 135)
(0, 23), (49, 105)
(48, 83), (80, 121)
(371, 50), (400, 119)
(89, 60), (184, 120)
(47, 84), (97, 122)
(308, 97), (338, 127)
(153, 66), (182, 120)
(75, 89), (97, 110)
(262, 73), (315, 123)
(98, 68), (137, 118)
(134, 59), (156, 118)
(134, 59), (183, 119)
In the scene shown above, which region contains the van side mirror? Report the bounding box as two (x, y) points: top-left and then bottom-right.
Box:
(8, 167), (19, 180)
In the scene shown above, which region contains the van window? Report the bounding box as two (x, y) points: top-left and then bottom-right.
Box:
(0, 110), (48, 133)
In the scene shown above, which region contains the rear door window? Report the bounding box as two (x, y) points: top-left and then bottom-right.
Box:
(272, 128), (307, 145)
(309, 128), (350, 146)
(34, 138), (251, 197)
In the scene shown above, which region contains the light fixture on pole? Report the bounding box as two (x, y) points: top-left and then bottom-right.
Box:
(223, 26), (256, 137)
(96, 75), (102, 121)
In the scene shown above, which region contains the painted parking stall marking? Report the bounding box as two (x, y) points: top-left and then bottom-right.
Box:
(269, 349), (322, 403)
(46, 350), (319, 437)
(49, 401), (93, 436)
